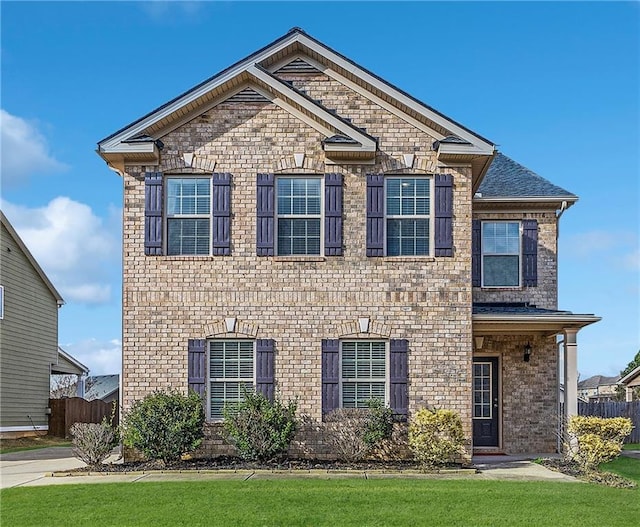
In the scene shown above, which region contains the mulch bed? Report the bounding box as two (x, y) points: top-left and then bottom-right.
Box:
(75, 457), (463, 473)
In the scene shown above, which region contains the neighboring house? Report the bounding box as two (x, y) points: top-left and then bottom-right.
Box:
(578, 375), (621, 402)
(0, 211), (65, 438)
(83, 375), (119, 404)
(97, 28), (600, 456)
(619, 366), (640, 402)
(50, 347), (90, 398)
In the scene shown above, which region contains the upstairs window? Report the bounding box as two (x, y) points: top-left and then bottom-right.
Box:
(276, 177), (322, 256)
(482, 221), (521, 287)
(166, 177), (211, 255)
(385, 177), (432, 256)
(341, 341), (387, 408)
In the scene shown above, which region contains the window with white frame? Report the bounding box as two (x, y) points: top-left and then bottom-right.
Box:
(276, 176), (322, 256)
(385, 177), (432, 256)
(482, 221), (521, 287)
(208, 340), (254, 420)
(166, 177), (211, 255)
(341, 341), (387, 408)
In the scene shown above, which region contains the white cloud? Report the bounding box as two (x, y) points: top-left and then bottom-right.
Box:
(1, 197), (121, 305)
(564, 229), (639, 270)
(62, 338), (122, 376)
(140, 1), (202, 19)
(0, 109), (67, 187)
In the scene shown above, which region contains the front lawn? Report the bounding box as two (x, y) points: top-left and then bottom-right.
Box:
(602, 456), (640, 485)
(623, 443), (640, 450)
(1, 479), (638, 526)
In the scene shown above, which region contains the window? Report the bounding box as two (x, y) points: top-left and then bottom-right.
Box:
(0, 285), (4, 319)
(385, 177), (432, 256)
(208, 340), (254, 420)
(473, 362), (492, 418)
(341, 341), (387, 408)
(166, 177), (211, 255)
(482, 221), (521, 287)
(276, 177), (322, 255)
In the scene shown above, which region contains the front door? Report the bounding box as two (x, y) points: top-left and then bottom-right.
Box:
(472, 357), (499, 447)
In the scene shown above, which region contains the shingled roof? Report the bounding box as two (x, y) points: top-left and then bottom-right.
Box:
(479, 152), (577, 199)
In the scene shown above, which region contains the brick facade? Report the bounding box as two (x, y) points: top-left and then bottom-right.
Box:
(109, 33), (574, 458)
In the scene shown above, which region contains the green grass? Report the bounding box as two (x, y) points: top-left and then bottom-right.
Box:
(623, 443), (640, 450)
(1, 479), (638, 527)
(602, 456), (640, 484)
(0, 436), (71, 454)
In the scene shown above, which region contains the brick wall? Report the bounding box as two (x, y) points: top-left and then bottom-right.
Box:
(121, 71), (475, 458)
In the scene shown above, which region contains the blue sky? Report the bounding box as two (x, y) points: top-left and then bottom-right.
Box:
(1, 1), (638, 378)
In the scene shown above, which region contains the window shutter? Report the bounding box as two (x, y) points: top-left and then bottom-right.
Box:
(187, 339), (206, 402)
(366, 174), (384, 256)
(522, 219), (538, 287)
(256, 339), (275, 402)
(472, 219), (481, 287)
(321, 339), (340, 417)
(434, 174), (453, 257)
(256, 173), (275, 256)
(324, 173), (343, 256)
(212, 173), (231, 255)
(144, 172), (163, 255)
(389, 339), (408, 420)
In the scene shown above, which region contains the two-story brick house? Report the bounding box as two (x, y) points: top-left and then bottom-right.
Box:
(98, 28), (599, 457)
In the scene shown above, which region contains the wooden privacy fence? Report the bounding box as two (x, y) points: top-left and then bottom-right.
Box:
(48, 397), (118, 438)
(578, 401), (640, 443)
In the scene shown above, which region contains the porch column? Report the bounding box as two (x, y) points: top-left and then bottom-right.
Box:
(563, 328), (579, 420)
(626, 387), (634, 403)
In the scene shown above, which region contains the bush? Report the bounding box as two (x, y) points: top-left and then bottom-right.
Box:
(123, 390), (204, 465)
(566, 416), (633, 470)
(223, 391), (297, 461)
(323, 401), (394, 461)
(408, 408), (466, 468)
(70, 407), (119, 467)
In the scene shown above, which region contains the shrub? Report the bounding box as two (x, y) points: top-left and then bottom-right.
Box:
(123, 390), (204, 465)
(408, 408), (466, 468)
(323, 401), (394, 461)
(222, 391), (297, 461)
(566, 416), (633, 470)
(70, 406), (119, 467)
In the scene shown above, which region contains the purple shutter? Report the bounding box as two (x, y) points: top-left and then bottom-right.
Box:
(522, 219), (538, 287)
(389, 339), (408, 420)
(188, 339), (206, 402)
(144, 172), (163, 255)
(322, 339), (340, 417)
(212, 173), (231, 256)
(324, 173), (343, 256)
(366, 174), (384, 256)
(434, 174), (453, 257)
(256, 173), (275, 256)
(472, 219), (481, 287)
(256, 339), (275, 402)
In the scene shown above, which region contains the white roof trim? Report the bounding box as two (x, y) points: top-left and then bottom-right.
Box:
(56, 346), (90, 375)
(619, 364), (640, 385)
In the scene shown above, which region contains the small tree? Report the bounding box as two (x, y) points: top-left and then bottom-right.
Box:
(408, 408), (466, 468)
(123, 390), (204, 466)
(70, 402), (119, 467)
(223, 391), (297, 461)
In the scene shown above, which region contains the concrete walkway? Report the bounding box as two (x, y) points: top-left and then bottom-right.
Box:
(1, 448), (580, 489)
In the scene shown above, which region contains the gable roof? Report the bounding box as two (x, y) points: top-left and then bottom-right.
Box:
(1, 211), (64, 306)
(578, 375), (621, 390)
(619, 364), (640, 386)
(477, 153), (578, 202)
(97, 27), (495, 176)
(52, 347), (89, 376)
(84, 375), (119, 401)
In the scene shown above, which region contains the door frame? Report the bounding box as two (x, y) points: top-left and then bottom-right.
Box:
(472, 354), (502, 451)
